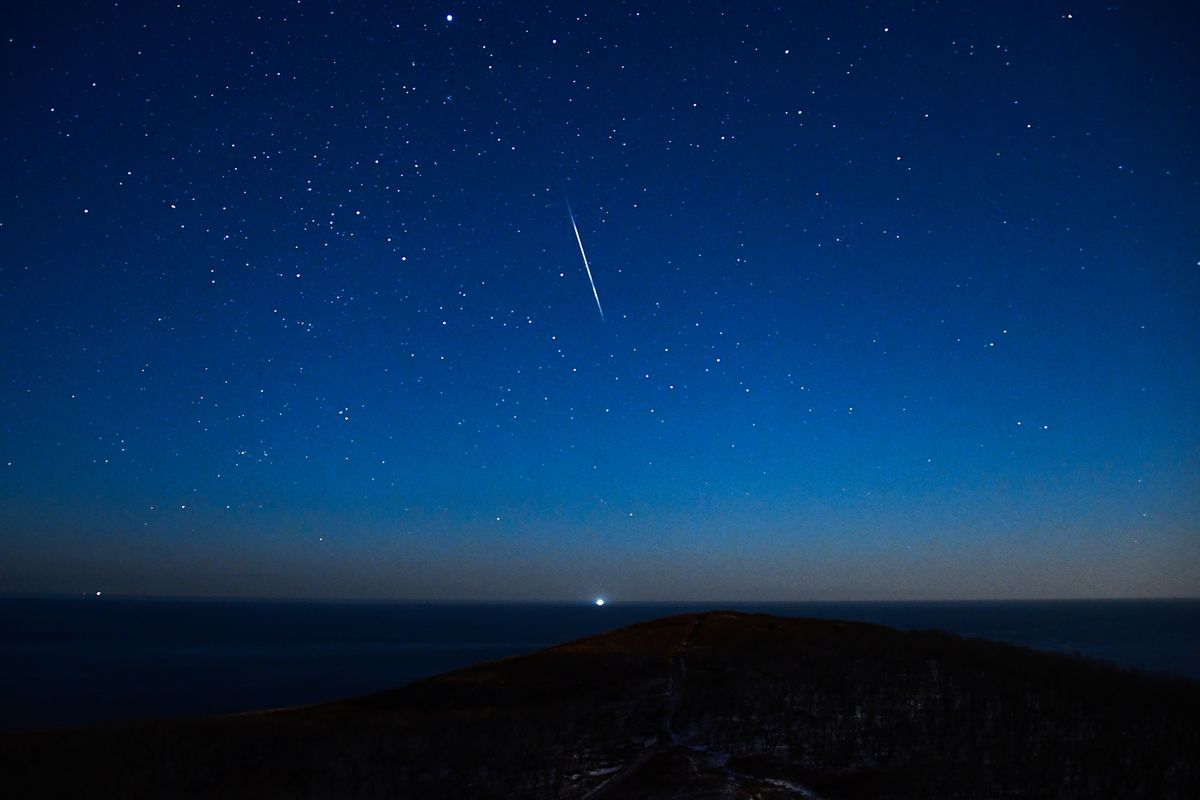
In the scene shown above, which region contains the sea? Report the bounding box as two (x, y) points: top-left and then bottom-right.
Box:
(1, 597), (1196, 732)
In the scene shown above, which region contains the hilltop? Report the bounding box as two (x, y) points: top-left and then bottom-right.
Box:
(2, 611), (1197, 798)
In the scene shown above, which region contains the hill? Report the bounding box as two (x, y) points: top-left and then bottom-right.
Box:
(2, 611), (1197, 798)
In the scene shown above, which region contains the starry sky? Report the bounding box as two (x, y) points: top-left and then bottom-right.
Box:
(1, 1), (1197, 601)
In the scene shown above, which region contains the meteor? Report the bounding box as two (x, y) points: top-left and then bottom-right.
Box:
(566, 202), (604, 320)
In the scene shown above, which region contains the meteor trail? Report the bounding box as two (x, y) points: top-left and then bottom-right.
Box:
(567, 202), (604, 320)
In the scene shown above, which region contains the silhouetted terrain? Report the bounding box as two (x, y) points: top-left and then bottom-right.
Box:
(3, 611), (1197, 798)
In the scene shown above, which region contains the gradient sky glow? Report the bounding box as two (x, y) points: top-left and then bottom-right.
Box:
(1, 1), (1197, 600)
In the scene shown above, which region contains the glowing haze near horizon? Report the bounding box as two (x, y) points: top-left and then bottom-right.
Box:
(1, 1), (1197, 601)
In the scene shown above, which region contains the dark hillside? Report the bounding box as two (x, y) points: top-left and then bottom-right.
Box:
(2, 612), (1196, 798)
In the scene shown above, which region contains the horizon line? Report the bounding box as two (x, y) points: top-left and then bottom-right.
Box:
(2, 592), (1197, 605)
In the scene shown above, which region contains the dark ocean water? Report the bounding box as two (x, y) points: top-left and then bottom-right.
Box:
(0, 597), (1196, 732)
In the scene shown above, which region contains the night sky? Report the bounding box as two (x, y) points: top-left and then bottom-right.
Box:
(2, 1), (1197, 601)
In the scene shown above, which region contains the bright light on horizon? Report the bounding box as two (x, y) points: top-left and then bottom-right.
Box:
(594, 597), (605, 606)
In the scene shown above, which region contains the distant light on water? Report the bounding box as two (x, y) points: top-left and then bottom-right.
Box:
(595, 598), (605, 606)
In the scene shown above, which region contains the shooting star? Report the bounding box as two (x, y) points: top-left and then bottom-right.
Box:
(567, 202), (605, 320)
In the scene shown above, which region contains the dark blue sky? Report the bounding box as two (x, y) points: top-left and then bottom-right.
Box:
(1, 1), (1197, 600)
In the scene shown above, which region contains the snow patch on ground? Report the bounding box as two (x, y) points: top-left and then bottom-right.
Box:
(763, 776), (820, 797)
(586, 765), (622, 777)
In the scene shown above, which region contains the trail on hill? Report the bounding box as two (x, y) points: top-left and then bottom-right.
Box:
(581, 615), (703, 799)
(584, 613), (825, 799)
